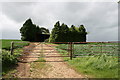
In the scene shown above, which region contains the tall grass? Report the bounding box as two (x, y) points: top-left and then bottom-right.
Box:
(66, 54), (118, 78)
(56, 43), (119, 78)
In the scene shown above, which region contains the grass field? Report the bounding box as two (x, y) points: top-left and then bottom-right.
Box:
(56, 43), (119, 78)
(1, 39), (29, 50)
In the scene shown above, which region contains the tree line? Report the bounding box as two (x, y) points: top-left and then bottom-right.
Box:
(20, 19), (87, 42)
(49, 21), (87, 42)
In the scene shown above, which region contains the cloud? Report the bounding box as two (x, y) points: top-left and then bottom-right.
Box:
(0, 0), (119, 2)
(1, 14), (22, 39)
(1, 2), (118, 41)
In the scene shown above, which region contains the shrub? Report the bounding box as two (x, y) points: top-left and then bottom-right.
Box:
(2, 50), (18, 66)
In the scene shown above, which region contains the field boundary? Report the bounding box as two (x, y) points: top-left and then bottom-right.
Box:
(10, 41), (118, 60)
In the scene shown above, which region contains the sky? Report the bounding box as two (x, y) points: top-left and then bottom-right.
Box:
(0, 0), (119, 41)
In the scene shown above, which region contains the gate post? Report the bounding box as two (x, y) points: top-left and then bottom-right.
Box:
(70, 42), (73, 60)
(10, 41), (14, 55)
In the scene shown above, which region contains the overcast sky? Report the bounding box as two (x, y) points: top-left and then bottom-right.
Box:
(0, 1), (118, 41)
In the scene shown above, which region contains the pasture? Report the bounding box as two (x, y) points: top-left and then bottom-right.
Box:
(56, 42), (119, 78)
(1, 39), (29, 50)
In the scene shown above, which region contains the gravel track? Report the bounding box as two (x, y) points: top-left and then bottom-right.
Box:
(16, 43), (85, 78)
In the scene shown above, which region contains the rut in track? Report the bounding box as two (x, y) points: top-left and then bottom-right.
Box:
(16, 43), (41, 78)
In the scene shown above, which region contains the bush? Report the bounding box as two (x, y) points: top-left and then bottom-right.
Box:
(2, 50), (18, 66)
(2, 49), (22, 75)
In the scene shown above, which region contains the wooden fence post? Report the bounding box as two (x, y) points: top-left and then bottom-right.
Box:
(70, 42), (73, 60)
(10, 41), (14, 55)
(72, 42), (75, 58)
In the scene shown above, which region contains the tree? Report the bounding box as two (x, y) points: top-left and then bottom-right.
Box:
(40, 27), (50, 34)
(49, 21), (70, 42)
(78, 25), (87, 42)
(55, 23), (69, 42)
(70, 25), (77, 32)
(79, 25), (86, 33)
(20, 18), (49, 42)
(49, 21), (61, 42)
(49, 21), (87, 42)
(20, 18), (37, 41)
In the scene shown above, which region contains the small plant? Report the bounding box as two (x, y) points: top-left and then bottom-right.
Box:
(2, 50), (17, 65)
(35, 57), (46, 62)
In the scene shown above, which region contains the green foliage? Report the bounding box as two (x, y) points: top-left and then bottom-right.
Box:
(36, 26), (42, 35)
(49, 21), (60, 42)
(20, 19), (49, 42)
(20, 19), (38, 41)
(49, 21), (87, 42)
(2, 49), (21, 75)
(40, 27), (50, 34)
(20, 19), (35, 41)
(2, 50), (18, 66)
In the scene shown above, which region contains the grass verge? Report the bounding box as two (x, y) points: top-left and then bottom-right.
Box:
(30, 57), (49, 77)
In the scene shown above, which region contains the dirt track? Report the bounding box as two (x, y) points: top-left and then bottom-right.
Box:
(16, 43), (85, 78)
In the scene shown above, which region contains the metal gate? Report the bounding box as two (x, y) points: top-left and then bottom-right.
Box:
(14, 42), (74, 63)
(34, 42), (73, 60)
(10, 41), (118, 63)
